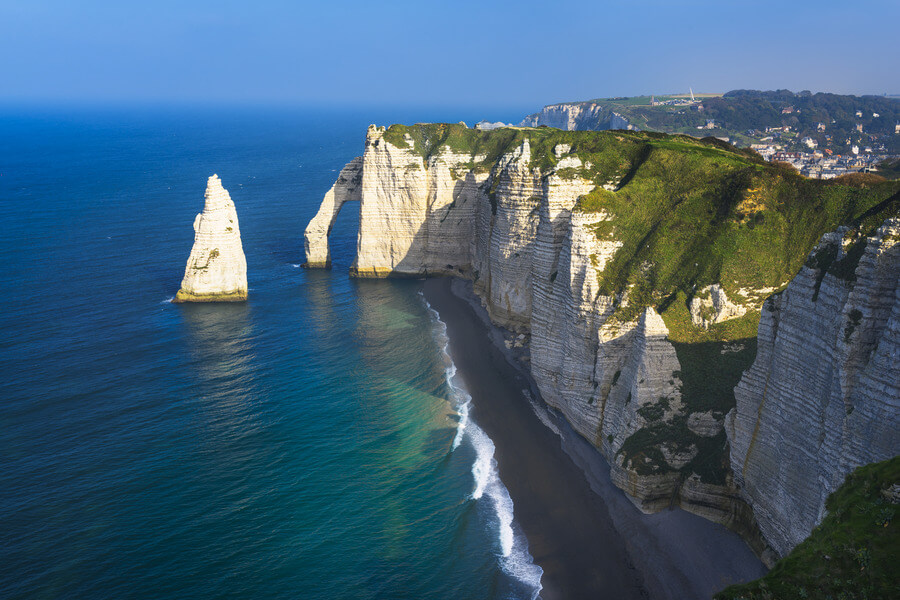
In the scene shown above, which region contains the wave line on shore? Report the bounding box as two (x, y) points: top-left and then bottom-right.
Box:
(421, 292), (471, 450)
(420, 291), (543, 599)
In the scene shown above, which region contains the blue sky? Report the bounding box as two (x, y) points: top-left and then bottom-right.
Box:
(2, 0), (897, 108)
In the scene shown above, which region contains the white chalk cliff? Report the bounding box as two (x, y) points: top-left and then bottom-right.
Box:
(304, 124), (899, 560)
(304, 125), (757, 526)
(520, 102), (633, 131)
(727, 218), (900, 557)
(175, 174), (248, 302)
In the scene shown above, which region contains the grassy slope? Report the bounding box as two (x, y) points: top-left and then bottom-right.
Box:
(379, 123), (900, 483)
(569, 131), (897, 482)
(716, 457), (900, 600)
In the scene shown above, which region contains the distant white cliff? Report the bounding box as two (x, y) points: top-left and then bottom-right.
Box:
(520, 102), (633, 131)
(175, 174), (248, 302)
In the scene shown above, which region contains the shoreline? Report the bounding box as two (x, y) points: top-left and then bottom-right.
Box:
(423, 277), (766, 600)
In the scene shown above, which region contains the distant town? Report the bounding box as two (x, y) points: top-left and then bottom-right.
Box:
(722, 107), (897, 179)
(518, 90), (900, 179)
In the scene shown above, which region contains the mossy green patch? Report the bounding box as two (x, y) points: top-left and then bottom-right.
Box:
(716, 456), (900, 600)
(381, 123), (524, 167)
(617, 415), (730, 485)
(173, 289), (247, 303)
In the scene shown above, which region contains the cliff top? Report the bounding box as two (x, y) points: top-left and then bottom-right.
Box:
(379, 123), (899, 343)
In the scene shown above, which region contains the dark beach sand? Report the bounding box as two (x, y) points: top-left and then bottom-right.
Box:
(423, 277), (766, 600)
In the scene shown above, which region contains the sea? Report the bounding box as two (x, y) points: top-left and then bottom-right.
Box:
(0, 106), (543, 599)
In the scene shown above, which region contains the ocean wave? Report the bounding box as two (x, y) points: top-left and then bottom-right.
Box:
(467, 421), (542, 598)
(161, 296), (175, 304)
(421, 292), (471, 450)
(420, 291), (543, 599)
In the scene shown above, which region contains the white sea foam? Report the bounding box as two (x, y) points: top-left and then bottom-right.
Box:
(290, 263), (302, 268)
(420, 291), (543, 598)
(421, 292), (471, 450)
(161, 296), (175, 304)
(469, 423), (494, 502)
(468, 415), (543, 596)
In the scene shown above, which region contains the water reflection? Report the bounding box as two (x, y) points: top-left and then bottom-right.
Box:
(299, 268), (348, 340)
(178, 302), (261, 439)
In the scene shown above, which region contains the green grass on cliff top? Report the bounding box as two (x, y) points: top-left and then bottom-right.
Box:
(716, 456), (900, 600)
(381, 124), (899, 486)
(572, 136), (899, 328)
(382, 123), (899, 333)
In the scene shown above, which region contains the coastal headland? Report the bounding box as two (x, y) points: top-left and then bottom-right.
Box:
(305, 121), (899, 594)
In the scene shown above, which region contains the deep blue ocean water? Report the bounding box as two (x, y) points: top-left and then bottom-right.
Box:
(0, 107), (541, 599)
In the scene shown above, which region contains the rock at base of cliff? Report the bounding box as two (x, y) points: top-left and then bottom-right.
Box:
(301, 260), (331, 269)
(172, 289), (248, 303)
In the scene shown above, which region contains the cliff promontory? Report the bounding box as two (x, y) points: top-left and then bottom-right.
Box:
(717, 457), (900, 600)
(175, 174), (248, 302)
(305, 123), (899, 557)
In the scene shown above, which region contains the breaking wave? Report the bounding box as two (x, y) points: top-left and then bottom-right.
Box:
(421, 292), (543, 599)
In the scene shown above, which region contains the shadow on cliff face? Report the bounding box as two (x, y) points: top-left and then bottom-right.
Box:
(357, 173), (479, 279)
(660, 338), (758, 485)
(671, 338), (758, 415)
(315, 162), (483, 279)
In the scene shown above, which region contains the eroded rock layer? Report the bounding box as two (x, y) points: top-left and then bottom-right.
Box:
(304, 157), (363, 268)
(175, 175), (248, 302)
(727, 218), (900, 557)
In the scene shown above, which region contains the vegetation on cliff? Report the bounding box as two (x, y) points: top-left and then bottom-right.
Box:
(569, 130), (897, 484)
(378, 123), (900, 486)
(716, 456), (900, 600)
(573, 134), (898, 327)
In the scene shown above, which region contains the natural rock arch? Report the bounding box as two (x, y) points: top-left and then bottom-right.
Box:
(303, 157), (363, 268)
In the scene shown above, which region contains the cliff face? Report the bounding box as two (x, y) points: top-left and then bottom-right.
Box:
(175, 175), (248, 302)
(305, 123), (899, 554)
(727, 217), (900, 557)
(351, 126), (487, 278)
(520, 102), (632, 131)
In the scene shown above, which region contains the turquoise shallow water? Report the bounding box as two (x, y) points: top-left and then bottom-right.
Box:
(0, 107), (539, 599)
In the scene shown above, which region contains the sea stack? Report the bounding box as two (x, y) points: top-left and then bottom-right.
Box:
(174, 174), (248, 302)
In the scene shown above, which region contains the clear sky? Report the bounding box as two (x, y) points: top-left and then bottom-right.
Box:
(2, 0), (898, 108)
